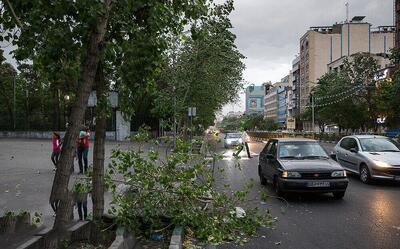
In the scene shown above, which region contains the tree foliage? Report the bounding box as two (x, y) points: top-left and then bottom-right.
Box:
(107, 131), (272, 245)
(310, 53), (383, 131)
(376, 49), (400, 128)
(153, 0), (245, 130)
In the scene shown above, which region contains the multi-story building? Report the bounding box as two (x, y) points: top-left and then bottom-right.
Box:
(289, 56), (300, 129)
(264, 82), (276, 120)
(299, 16), (395, 130)
(328, 53), (391, 73)
(245, 85), (265, 115)
(277, 85), (288, 127)
(396, 0), (400, 49)
(264, 82), (289, 127)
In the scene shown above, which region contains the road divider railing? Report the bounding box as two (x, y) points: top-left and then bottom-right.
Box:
(246, 131), (316, 143)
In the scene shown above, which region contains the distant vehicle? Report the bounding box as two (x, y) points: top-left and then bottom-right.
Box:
(334, 135), (400, 184)
(224, 133), (242, 148)
(258, 138), (348, 199)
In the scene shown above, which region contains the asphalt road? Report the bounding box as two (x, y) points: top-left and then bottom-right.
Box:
(1, 138), (400, 249)
(215, 141), (400, 249)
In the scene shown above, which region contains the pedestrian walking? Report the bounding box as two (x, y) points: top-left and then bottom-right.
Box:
(77, 129), (90, 174)
(51, 132), (62, 170)
(233, 131), (252, 158)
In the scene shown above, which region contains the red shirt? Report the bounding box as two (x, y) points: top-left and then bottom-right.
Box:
(52, 137), (61, 152)
(77, 131), (90, 148)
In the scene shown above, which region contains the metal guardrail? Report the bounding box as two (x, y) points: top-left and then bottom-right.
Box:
(246, 131), (316, 142)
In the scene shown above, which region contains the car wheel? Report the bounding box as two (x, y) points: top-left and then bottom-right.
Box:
(273, 176), (283, 196)
(360, 164), (372, 184)
(333, 191), (345, 199)
(258, 165), (267, 185)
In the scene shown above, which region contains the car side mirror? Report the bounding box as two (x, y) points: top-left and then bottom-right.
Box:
(266, 154), (275, 159)
(350, 148), (358, 153)
(330, 153), (337, 161)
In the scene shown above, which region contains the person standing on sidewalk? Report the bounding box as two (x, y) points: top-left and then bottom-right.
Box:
(51, 132), (62, 170)
(77, 129), (90, 174)
(234, 130), (252, 158)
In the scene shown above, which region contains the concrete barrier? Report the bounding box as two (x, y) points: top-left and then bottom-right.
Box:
(108, 227), (137, 249)
(169, 226), (184, 249)
(0, 131), (118, 140)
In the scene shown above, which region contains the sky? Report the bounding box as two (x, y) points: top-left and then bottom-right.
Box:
(2, 0), (394, 117)
(221, 0), (394, 115)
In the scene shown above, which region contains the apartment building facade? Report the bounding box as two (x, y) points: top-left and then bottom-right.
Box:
(299, 16), (395, 130)
(264, 82), (289, 127)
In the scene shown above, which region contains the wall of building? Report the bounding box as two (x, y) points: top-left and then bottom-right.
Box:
(245, 85), (265, 115)
(370, 32), (394, 54)
(265, 90), (277, 119)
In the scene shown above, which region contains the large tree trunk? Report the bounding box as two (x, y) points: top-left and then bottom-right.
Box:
(50, 0), (113, 234)
(91, 62), (107, 244)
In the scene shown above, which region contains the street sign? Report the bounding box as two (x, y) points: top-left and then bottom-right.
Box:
(188, 107), (197, 117)
(287, 118), (296, 130)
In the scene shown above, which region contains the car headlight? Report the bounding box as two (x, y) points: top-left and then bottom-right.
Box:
(331, 170), (347, 177)
(373, 160), (392, 168)
(282, 171), (301, 178)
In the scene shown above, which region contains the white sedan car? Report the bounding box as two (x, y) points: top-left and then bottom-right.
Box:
(224, 133), (242, 148)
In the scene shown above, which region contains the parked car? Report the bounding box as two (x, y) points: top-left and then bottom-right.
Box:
(258, 138), (348, 199)
(334, 135), (400, 183)
(223, 133), (242, 148)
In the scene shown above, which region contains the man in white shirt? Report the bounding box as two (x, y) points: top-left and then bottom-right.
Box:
(234, 131), (252, 158)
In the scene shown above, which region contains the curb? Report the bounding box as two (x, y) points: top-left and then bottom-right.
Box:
(108, 229), (137, 249)
(169, 226), (184, 249)
(14, 221), (92, 249)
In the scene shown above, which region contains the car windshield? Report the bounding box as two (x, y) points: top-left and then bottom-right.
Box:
(227, 133), (241, 138)
(278, 142), (328, 159)
(359, 138), (400, 152)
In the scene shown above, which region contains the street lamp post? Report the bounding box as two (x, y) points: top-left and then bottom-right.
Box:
(311, 93), (315, 132)
(13, 75), (16, 131)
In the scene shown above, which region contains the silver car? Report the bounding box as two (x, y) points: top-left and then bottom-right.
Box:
(334, 135), (400, 183)
(223, 133), (242, 148)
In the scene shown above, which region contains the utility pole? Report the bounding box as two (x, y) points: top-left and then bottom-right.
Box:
(13, 75), (16, 130)
(173, 85), (177, 148)
(345, 2), (349, 23)
(311, 94), (315, 132)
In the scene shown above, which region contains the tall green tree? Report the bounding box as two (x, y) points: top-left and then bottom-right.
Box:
(153, 0), (245, 131)
(311, 53), (379, 131)
(0, 53), (17, 128)
(376, 49), (400, 128)
(1, 0), (216, 244)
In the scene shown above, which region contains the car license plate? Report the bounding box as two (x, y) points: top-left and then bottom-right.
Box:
(307, 182), (330, 187)
(395, 176), (400, 181)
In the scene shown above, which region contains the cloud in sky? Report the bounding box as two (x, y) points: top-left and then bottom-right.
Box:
(222, 0), (394, 114)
